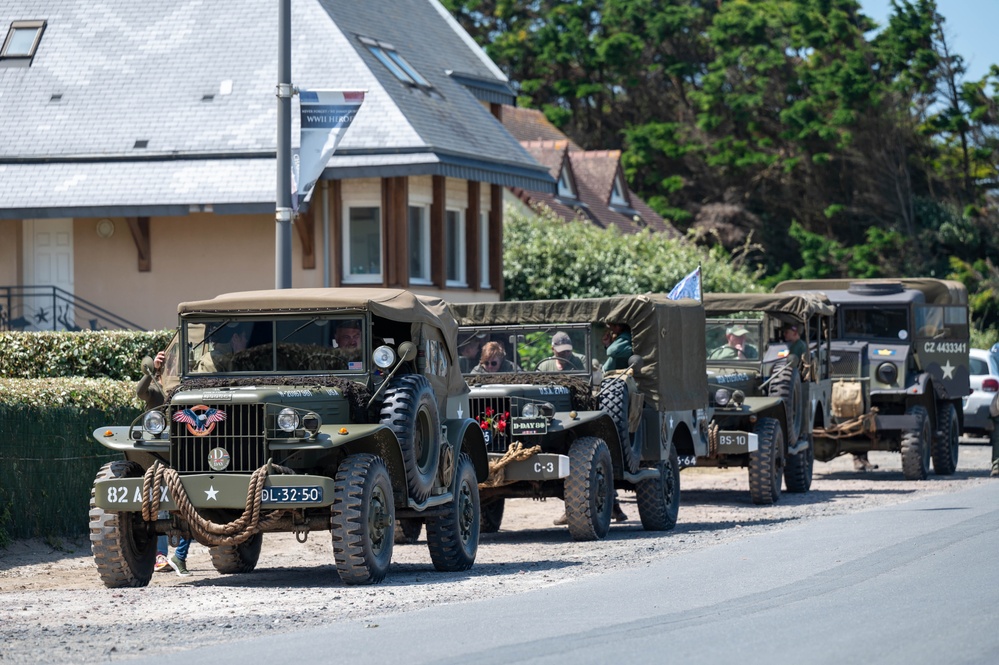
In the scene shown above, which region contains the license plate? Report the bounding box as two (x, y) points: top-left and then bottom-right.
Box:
(260, 486), (323, 503)
(511, 417), (548, 436)
(716, 430), (758, 453)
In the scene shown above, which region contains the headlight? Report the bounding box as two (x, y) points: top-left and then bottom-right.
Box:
(876, 362), (898, 385)
(522, 403), (539, 418)
(143, 410), (166, 434)
(373, 345), (396, 369)
(277, 407), (300, 432)
(714, 389), (732, 407)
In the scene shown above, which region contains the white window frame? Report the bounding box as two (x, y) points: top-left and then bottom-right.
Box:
(341, 199), (383, 284)
(479, 210), (491, 289)
(408, 203), (432, 285)
(445, 208), (467, 287)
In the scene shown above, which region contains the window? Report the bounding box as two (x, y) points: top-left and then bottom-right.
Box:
(1, 20), (45, 63)
(557, 164), (577, 200)
(359, 36), (431, 88)
(343, 205), (382, 284)
(408, 205), (431, 284)
(479, 211), (490, 288)
(610, 172), (628, 207)
(445, 209), (466, 286)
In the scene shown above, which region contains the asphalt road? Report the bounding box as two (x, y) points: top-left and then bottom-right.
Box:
(167, 479), (999, 665)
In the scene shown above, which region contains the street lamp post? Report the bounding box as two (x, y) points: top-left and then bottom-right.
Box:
(275, 0), (293, 289)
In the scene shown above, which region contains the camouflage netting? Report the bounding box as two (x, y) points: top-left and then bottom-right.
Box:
(463, 373), (599, 411)
(167, 376), (373, 423)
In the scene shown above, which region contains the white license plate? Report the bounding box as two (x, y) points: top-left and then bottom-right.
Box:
(261, 486), (323, 503)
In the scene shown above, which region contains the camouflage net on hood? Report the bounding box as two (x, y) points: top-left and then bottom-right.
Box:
(463, 374), (599, 411)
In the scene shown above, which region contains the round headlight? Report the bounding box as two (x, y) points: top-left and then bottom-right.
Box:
(143, 410), (166, 434)
(522, 403), (539, 418)
(714, 389), (732, 407)
(876, 362), (898, 385)
(373, 345), (397, 369)
(277, 407), (300, 432)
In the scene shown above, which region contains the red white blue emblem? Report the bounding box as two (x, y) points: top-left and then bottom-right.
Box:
(172, 404), (227, 436)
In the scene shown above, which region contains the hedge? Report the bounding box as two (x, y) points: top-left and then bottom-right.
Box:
(0, 329), (174, 380)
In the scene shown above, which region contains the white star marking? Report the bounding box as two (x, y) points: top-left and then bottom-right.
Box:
(205, 486), (219, 501)
(941, 361), (955, 380)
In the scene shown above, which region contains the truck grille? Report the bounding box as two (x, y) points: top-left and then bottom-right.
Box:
(831, 349), (864, 379)
(469, 396), (512, 453)
(170, 403), (266, 473)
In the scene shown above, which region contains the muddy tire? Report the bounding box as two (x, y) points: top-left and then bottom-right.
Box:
(932, 401), (960, 476)
(89, 461), (158, 588)
(379, 374), (441, 504)
(330, 454), (395, 584)
(426, 453), (479, 572)
(565, 437), (614, 541)
(749, 417), (784, 505)
(769, 363), (804, 441)
(209, 533), (263, 574)
(479, 498), (505, 534)
(901, 405), (931, 480)
(635, 442), (680, 531)
(394, 519), (423, 544)
(598, 378), (641, 473)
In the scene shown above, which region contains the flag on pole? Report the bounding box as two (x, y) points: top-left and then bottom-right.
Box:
(667, 266), (702, 301)
(292, 89), (365, 211)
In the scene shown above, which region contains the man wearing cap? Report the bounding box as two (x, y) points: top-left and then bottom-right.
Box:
(537, 331), (585, 371)
(783, 323), (807, 359)
(710, 325), (758, 360)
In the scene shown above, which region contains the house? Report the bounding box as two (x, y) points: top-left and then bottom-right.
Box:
(0, 0), (553, 330)
(501, 105), (678, 237)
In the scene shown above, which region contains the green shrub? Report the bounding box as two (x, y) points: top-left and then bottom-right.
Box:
(0, 329), (174, 380)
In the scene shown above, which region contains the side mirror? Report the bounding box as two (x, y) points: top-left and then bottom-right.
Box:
(398, 341), (418, 362)
(628, 354), (643, 372)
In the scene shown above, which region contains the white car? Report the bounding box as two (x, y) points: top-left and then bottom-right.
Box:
(962, 347), (999, 437)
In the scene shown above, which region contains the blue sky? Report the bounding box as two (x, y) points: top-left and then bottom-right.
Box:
(859, 0), (999, 82)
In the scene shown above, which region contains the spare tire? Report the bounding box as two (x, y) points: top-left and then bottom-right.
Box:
(379, 374), (441, 503)
(598, 378), (641, 474)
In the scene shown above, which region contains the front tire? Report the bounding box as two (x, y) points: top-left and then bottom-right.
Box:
(90, 461), (158, 588)
(426, 453), (479, 572)
(565, 437), (614, 541)
(749, 418), (784, 505)
(932, 402), (960, 476)
(380, 375), (441, 503)
(901, 405), (931, 480)
(479, 498), (505, 534)
(635, 442), (680, 531)
(331, 454), (395, 584)
(209, 533), (263, 574)
(784, 427), (814, 494)
(394, 518), (423, 544)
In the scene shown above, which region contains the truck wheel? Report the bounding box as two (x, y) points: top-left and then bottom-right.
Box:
(931, 402), (960, 476)
(769, 363), (803, 441)
(598, 378), (641, 473)
(635, 441), (680, 531)
(394, 518), (423, 544)
(209, 533), (263, 574)
(380, 374), (441, 503)
(901, 405), (931, 480)
(426, 453), (479, 571)
(89, 460), (157, 588)
(749, 417), (784, 505)
(783, 432), (814, 493)
(480, 498), (505, 533)
(331, 454), (395, 584)
(565, 437), (614, 541)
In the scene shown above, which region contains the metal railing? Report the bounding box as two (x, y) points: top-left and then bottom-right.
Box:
(0, 285), (143, 331)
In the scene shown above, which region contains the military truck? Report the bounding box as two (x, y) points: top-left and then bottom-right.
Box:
(693, 293), (835, 504)
(89, 288), (488, 588)
(773, 279), (970, 480)
(450, 295), (709, 540)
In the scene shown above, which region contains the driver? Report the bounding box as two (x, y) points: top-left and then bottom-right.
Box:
(197, 322), (251, 372)
(537, 331), (585, 371)
(709, 325), (758, 360)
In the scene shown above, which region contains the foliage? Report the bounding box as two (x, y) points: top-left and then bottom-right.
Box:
(503, 204), (764, 301)
(0, 377), (143, 409)
(0, 330), (174, 380)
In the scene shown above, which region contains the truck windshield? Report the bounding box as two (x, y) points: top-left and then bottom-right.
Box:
(839, 308), (909, 340)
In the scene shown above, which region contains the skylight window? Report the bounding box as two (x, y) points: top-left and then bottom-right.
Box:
(1, 20), (46, 63)
(359, 36), (431, 88)
(557, 163), (577, 200)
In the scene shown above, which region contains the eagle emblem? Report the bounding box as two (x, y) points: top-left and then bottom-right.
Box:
(172, 404), (227, 436)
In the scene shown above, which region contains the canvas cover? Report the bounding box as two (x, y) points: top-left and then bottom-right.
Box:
(701, 292), (836, 322)
(177, 288), (467, 396)
(773, 279), (967, 305)
(450, 295), (707, 411)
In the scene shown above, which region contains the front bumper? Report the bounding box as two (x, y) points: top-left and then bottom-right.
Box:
(487, 452), (569, 481)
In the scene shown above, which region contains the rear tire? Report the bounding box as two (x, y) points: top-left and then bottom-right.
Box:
(598, 379), (641, 473)
(394, 518), (422, 544)
(932, 402), (960, 476)
(479, 498), (505, 534)
(749, 418), (784, 505)
(90, 461), (157, 588)
(426, 453), (479, 571)
(635, 442), (680, 531)
(565, 437), (614, 541)
(209, 533), (263, 574)
(901, 405), (931, 480)
(331, 454), (395, 584)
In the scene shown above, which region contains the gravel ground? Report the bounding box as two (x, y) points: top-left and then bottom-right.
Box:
(1, 443), (993, 664)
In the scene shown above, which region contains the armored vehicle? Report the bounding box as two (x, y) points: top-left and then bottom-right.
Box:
(694, 293), (835, 504)
(450, 295), (709, 540)
(774, 279), (970, 480)
(90, 288), (488, 588)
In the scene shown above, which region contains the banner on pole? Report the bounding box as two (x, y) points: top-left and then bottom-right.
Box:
(292, 89), (365, 211)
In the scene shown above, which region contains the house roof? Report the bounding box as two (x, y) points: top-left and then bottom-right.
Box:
(501, 107), (677, 237)
(0, 0), (554, 219)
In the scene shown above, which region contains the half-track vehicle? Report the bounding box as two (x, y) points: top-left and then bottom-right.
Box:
(774, 279), (970, 480)
(450, 295), (709, 540)
(692, 293), (836, 504)
(90, 288), (488, 588)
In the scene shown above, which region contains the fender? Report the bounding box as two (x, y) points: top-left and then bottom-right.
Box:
(444, 417), (489, 482)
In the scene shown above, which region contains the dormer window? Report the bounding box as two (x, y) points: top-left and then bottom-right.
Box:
(557, 163), (577, 200)
(359, 36), (431, 89)
(1, 20), (45, 65)
(610, 172), (628, 207)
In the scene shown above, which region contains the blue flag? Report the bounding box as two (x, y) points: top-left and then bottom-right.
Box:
(667, 266), (701, 301)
